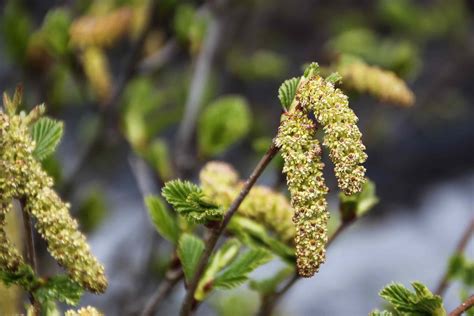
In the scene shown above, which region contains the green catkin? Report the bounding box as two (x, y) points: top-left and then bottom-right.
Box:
(0, 92), (107, 293)
(275, 109), (329, 277)
(297, 74), (367, 195)
(199, 161), (295, 243)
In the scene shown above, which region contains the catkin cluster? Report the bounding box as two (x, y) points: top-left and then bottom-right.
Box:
(199, 161), (295, 243)
(69, 7), (133, 49)
(65, 306), (103, 316)
(338, 60), (415, 107)
(276, 65), (367, 277)
(275, 109), (329, 277)
(0, 93), (107, 293)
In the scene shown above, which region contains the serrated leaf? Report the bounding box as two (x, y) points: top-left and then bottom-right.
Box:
(369, 310), (393, 316)
(34, 275), (83, 306)
(30, 117), (63, 160)
(145, 195), (180, 244)
(196, 239), (241, 300)
(198, 95), (251, 157)
(213, 248), (272, 290)
(249, 265), (294, 295)
(278, 77), (300, 111)
(379, 282), (446, 316)
(0, 264), (38, 291)
(177, 233), (205, 283)
(162, 180), (223, 224)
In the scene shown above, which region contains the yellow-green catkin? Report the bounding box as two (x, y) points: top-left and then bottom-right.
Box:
(65, 306), (103, 316)
(0, 91), (107, 293)
(297, 73), (367, 195)
(69, 7), (133, 49)
(275, 109), (329, 277)
(338, 60), (415, 107)
(199, 161), (295, 243)
(81, 47), (112, 103)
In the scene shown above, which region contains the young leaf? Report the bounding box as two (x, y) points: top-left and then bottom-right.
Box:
(213, 248), (272, 290)
(339, 179), (379, 221)
(30, 117), (64, 160)
(162, 180), (223, 224)
(369, 310), (393, 316)
(34, 275), (83, 306)
(177, 234), (205, 283)
(198, 95), (251, 157)
(278, 77), (300, 110)
(145, 196), (179, 244)
(0, 264), (38, 291)
(379, 282), (446, 316)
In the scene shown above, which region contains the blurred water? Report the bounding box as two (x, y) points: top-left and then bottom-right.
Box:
(81, 167), (473, 315)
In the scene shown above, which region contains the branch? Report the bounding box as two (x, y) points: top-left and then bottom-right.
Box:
(449, 295), (474, 316)
(175, 6), (225, 174)
(179, 142), (279, 316)
(435, 218), (474, 296)
(20, 199), (40, 314)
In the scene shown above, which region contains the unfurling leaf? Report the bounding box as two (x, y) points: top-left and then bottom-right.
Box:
(198, 95), (251, 157)
(30, 117), (63, 160)
(278, 77), (300, 111)
(162, 180), (223, 224)
(145, 196), (179, 244)
(177, 234), (205, 283)
(213, 248), (272, 290)
(379, 282), (446, 316)
(34, 275), (83, 306)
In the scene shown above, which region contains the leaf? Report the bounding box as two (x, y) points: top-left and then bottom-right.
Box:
(40, 8), (71, 56)
(379, 282), (446, 316)
(145, 196), (180, 244)
(177, 233), (205, 283)
(325, 72), (342, 84)
(213, 248), (272, 290)
(278, 77), (300, 111)
(198, 95), (251, 157)
(249, 266), (294, 295)
(145, 139), (173, 181)
(30, 117), (64, 160)
(447, 254), (466, 280)
(369, 310), (394, 316)
(34, 275), (83, 306)
(162, 180), (223, 224)
(195, 239), (241, 300)
(339, 179), (379, 221)
(0, 264), (38, 291)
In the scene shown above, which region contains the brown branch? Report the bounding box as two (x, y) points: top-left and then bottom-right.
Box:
(179, 142), (279, 316)
(435, 218), (474, 296)
(448, 295), (474, 316)
(141, 268), (184, 316)
(20, 199), (40, 314)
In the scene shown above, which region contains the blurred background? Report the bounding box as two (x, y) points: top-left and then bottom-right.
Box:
(0, 0), (473, 315)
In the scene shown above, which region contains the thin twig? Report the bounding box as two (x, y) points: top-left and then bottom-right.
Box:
(141, 268), (184, 316)
(448, 295), (474, 316)
(175, 6), (224, 174)
(179, 142), (279, 316)
(20, 199), (40, 314)
(435, 218), (474, 296)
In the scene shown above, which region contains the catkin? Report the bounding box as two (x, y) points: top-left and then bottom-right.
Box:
(65, 306), (103, 316)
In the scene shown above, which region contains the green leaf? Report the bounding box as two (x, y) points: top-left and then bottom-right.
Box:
(379, 282), (446, 316)
(278, 77), (300, 111)
(77, 188), (107, 233)
(144, 139), (173, 181)
(447, 254), (466, 280)
(195, 239), (242, 300)
(177, 234), (205, 283)
(40, 8), (71, 56)
(228, 216), (295, 263)
(0, 264), (38, 291)
(213, 248), (272, 290)
(145, 196), (180, 244)
(198, 95), (251, 157)
(325, 72), (342, 84)
(249, 266), (294, 295)
(162, 180), (223, 224)
(1, 1), (32, 63)
(339, 179), (379, 221)
(30, 117), (64, 161)
(34, 275), (83, 306)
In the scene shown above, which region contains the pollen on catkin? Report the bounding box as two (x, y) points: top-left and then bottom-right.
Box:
(199, 161), (295, 243)
(297, 73), (367, 195)
(338, 59), (415, 107)
(0, 92), (107, 293)
(275, 109), (329, 277)
(69, 7), (133, 48)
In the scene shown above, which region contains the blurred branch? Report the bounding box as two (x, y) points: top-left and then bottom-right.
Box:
(179, 142), (279, 316)
(175, 5), (226, 175)
(448, 295), (474, 316)
(435, 218), (474, 296)
(137, 39), (178, 75)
